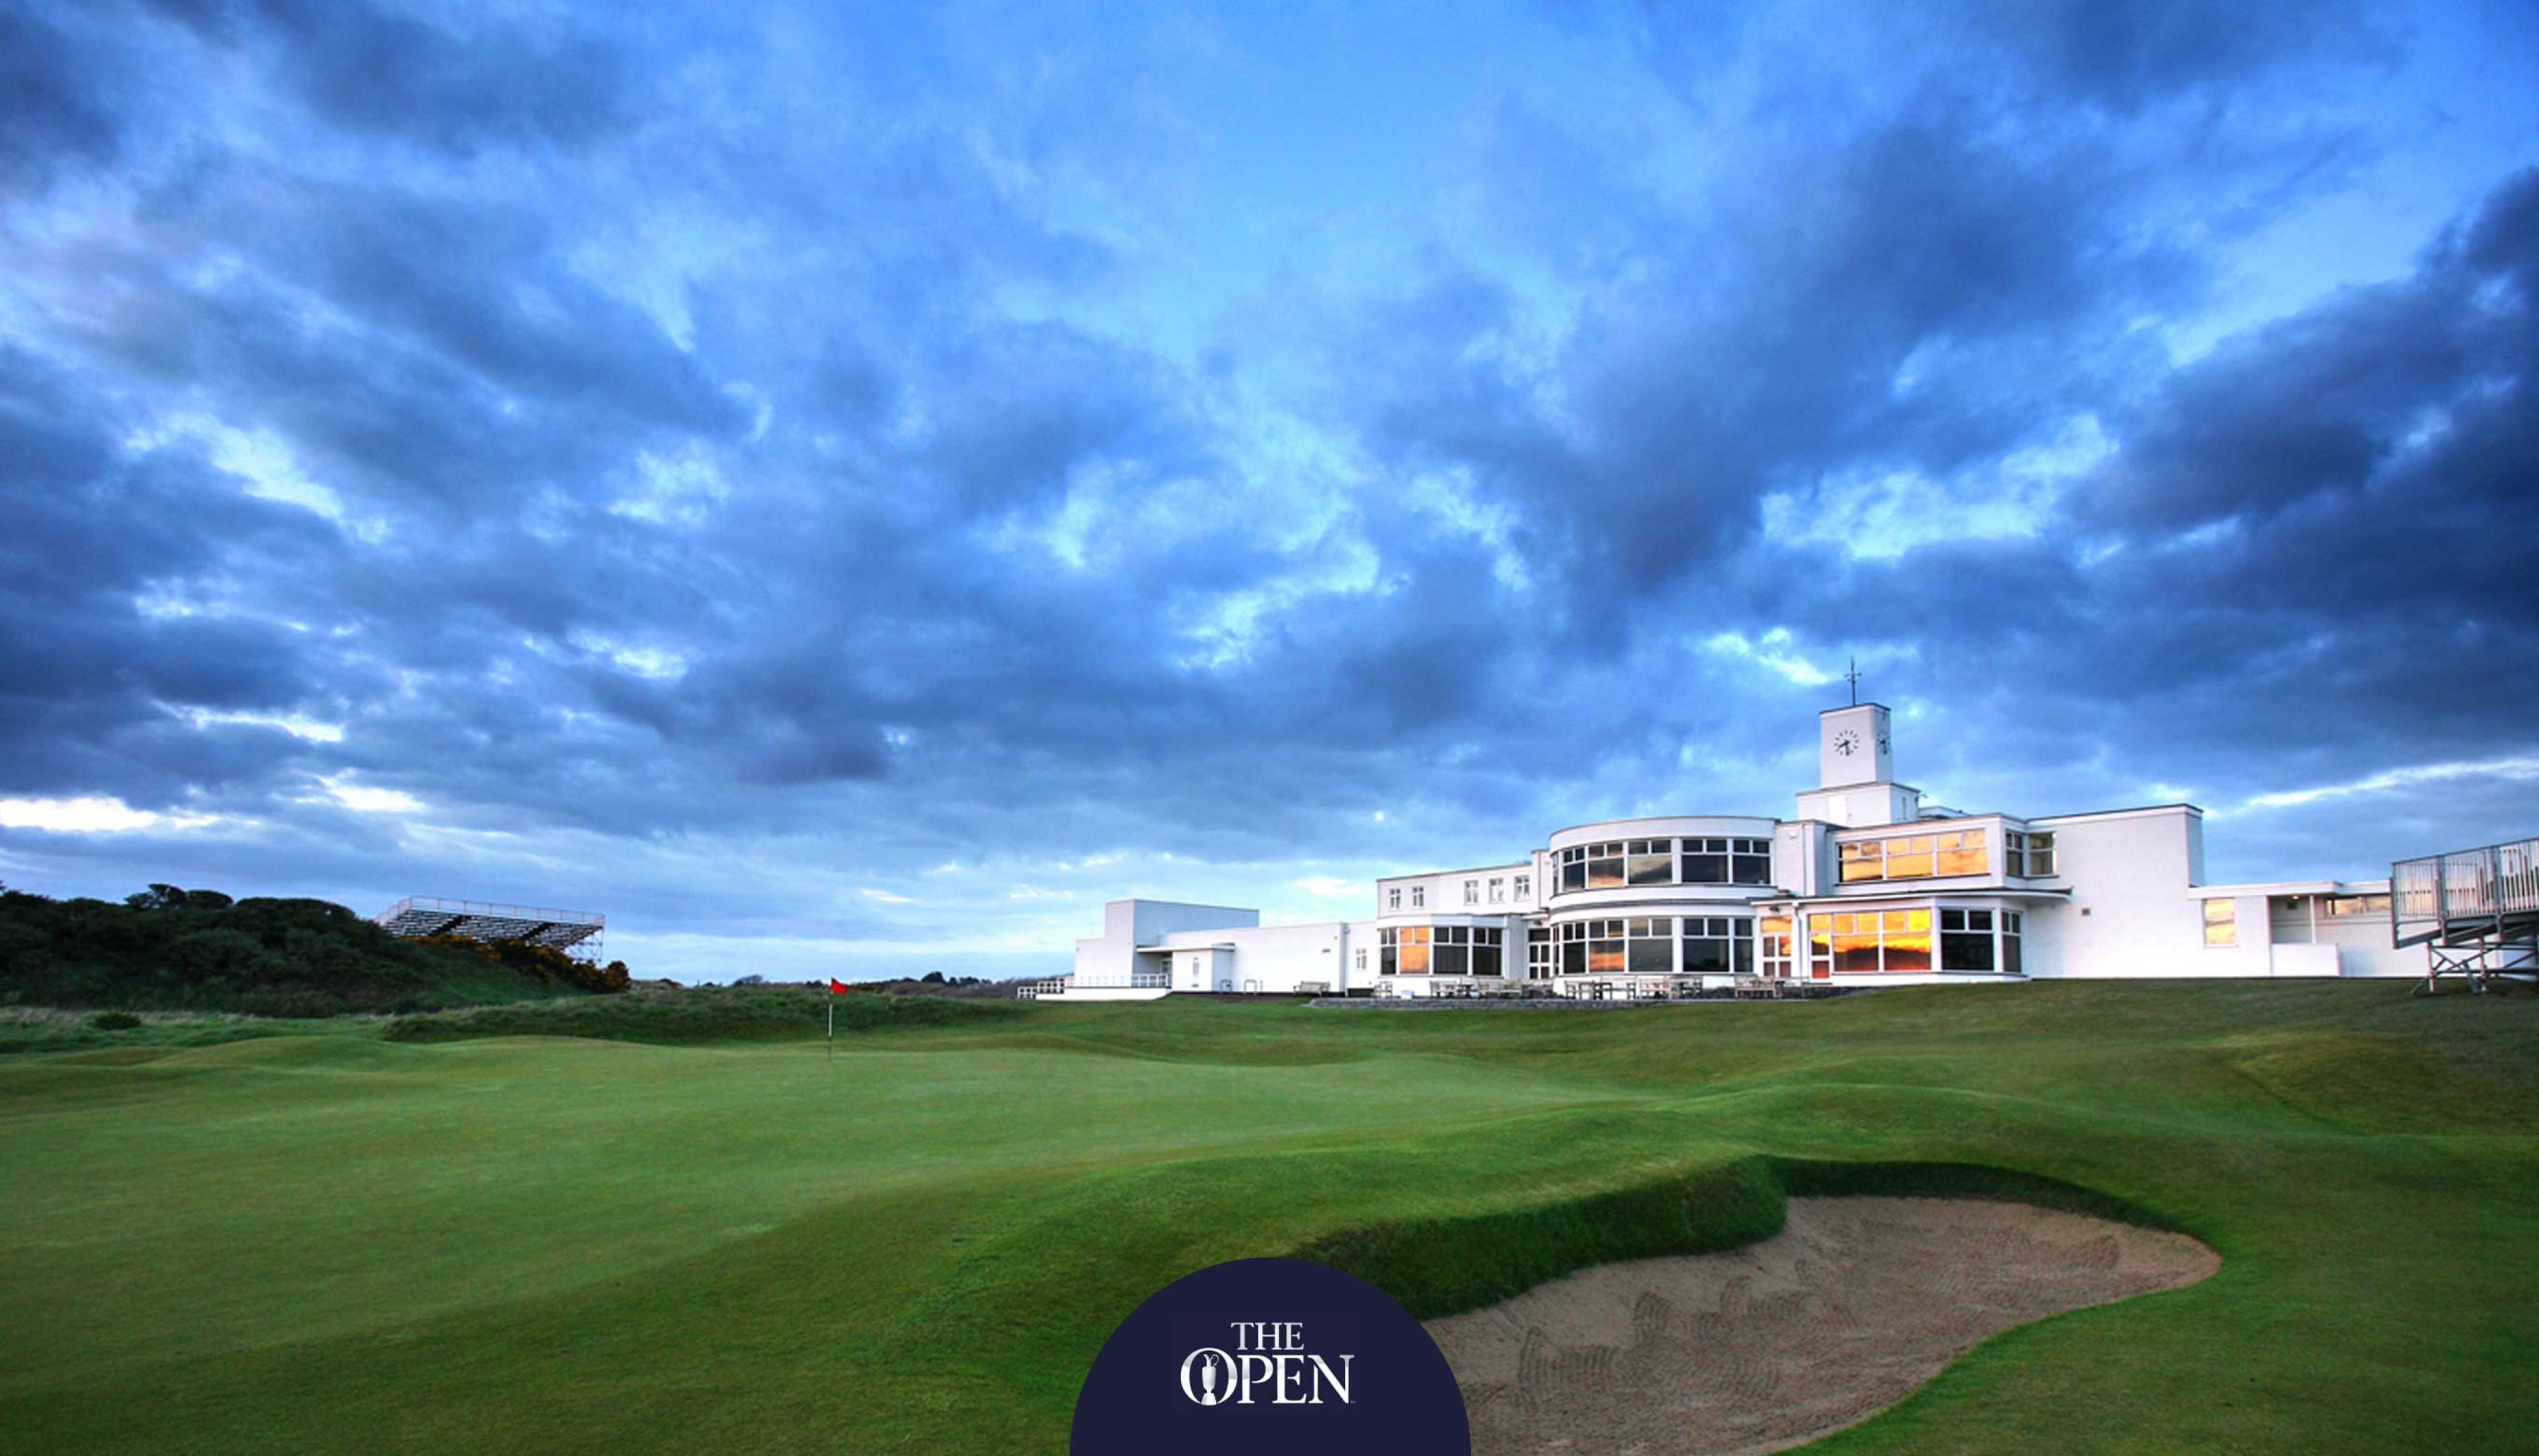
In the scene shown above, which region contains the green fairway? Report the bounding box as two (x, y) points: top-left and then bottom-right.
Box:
(2, 982), (2533, 1453)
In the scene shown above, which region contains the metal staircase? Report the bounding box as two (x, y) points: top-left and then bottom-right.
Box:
(2391, 836), (2539, 993)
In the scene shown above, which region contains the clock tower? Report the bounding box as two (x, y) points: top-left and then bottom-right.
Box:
(1819, 702), (1892, 788)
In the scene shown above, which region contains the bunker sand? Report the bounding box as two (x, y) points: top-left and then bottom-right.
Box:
(1425, 1196), (2218, 1456)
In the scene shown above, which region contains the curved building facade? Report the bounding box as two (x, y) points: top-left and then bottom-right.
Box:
(1039, 696), (2431, 1000)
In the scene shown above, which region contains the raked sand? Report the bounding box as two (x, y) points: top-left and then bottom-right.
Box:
(1424, 1196), (2218, 1456)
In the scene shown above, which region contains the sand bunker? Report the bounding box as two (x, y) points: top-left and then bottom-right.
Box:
(1425, 1196), (2217, 1456)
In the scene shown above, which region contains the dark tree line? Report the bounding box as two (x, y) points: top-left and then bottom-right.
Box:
(0, 883), (630, 1015)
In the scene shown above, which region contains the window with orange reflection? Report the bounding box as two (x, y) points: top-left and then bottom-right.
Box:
(1399, 925), (1431, 974)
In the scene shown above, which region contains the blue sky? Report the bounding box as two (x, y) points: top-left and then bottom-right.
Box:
(4, 0), (2537, 981)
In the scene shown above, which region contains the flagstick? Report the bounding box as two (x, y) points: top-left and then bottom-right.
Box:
(827, 997), (834, 1064)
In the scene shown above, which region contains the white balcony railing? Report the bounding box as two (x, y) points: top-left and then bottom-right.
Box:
(2393, 836), (2539, 947)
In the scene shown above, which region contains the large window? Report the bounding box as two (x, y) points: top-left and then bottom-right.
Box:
(1680, 916), (1755, 976)
(1808, 909), (1933, 973)
(2203, 898), (2237, 948)
(1591, 919), (1624, 974)
(1839, 829), (1989, 883)
(1424, 925), (1506, 976)
(1434, 925), (1470, 975)
(1627, 840), (1673, 886)
(1627, 917), (1674, 974)
(1557, 920), (1627, 975)
(1587, 842), (1626, 888)
(2323, 893), (2390, 917)
(1760, 915), (1793, 977)
(1680, 837), (1728, 883)
(1939, 908), (1995, 971)
(1733, 838), (1773, 885)
(1528, 925), (1552, 980)
(2003, 911), (2023, 973)
(1552, 837), (1773, 891)
(1379, 925), (1439, 974)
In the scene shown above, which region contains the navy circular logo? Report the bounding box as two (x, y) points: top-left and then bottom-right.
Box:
(1070, 1256), (1469, 1455)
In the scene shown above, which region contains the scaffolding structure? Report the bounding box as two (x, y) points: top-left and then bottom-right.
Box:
(2391, 836), (2539, 994)
(376, 896), (606, 963)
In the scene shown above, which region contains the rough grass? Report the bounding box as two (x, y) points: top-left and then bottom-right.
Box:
(0, 987), (1021, 1056)
(0, 981), (2532, 1455)
(378, 984), (1023, 1044)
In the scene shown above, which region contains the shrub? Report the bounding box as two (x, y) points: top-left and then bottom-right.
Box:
(88, 1010), (142, 1031)
(0, 885), (618, 1014)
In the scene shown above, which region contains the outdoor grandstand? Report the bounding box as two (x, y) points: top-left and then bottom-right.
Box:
(375, 896), (606, 961)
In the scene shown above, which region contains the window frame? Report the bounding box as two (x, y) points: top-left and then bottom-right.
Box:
(2202, 898), (2238, 948)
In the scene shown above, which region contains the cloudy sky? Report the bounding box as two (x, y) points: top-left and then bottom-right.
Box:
(4, 1), (2536, 981)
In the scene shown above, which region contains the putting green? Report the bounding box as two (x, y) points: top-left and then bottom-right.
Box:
(1, 982), (2532, 1453)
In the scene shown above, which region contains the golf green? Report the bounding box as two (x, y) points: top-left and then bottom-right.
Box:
(2, 982), (2532, 1453)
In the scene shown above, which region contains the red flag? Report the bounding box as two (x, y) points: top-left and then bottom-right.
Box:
(829, 978), (852, 995)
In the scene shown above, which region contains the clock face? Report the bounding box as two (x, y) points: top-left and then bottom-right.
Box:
(1834, 730), (1860, 756)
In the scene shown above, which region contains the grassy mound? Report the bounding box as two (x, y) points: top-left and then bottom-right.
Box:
(0, 886), (599, 1015)
(379, 984), (1025, 1044)
(1297, 1155), (2193, 1320)
(1296, 1158), (1787, 1318)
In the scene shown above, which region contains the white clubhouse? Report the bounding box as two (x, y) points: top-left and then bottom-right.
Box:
(1038, 699), (2430, 1000)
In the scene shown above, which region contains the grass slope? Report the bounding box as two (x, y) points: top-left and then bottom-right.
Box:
(0, 982), (2532, 1454)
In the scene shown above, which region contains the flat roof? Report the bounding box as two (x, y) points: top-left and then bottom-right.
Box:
(2022, 801), (2206, 824)
(1377, 861), (1534, 883)
(2189, 879), (2392, 899)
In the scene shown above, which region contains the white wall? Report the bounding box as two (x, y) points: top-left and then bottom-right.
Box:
(2021, 806), (2216, 977)
(1155, 919), (1351, 993)
(2267, 896), (2427, 978)
(1073, 899), (1260, 986)
(1375, 863), (1532, 920)
(1793, 783), (1920, 829)
(1775, 821), (1827, 897)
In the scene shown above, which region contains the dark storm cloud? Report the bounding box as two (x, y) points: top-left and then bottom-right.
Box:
(0, 7), (130, 191)
(2094, 172), (2538, 536)
(0, 349), (345, 804)
(0, 0), (2532, 975)
(148, 0), (635, 153)
(1751, 168), (2539, 803)
(1958, 0), (2390, 114)
(1333, 80), (2206, 624)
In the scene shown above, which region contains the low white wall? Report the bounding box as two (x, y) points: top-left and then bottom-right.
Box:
(1049, 986), (1172, 1002)
(1157, 920), (1351, 993)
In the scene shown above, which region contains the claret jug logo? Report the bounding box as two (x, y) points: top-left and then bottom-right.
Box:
(1070, 1256), (1465, 1455)
(1178, 1321), (1354, 1406)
